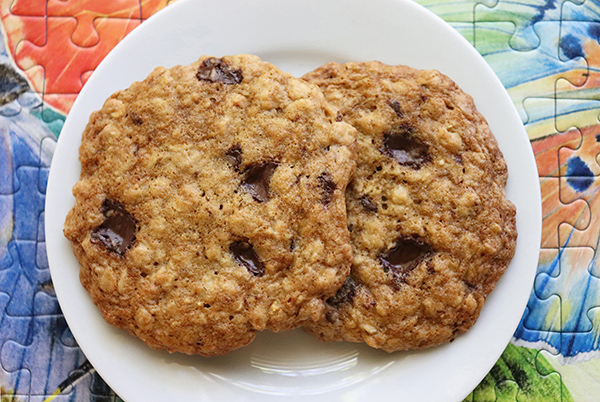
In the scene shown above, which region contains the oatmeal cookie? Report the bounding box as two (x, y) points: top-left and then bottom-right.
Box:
(64, 55), (356, 356)
(302, 61), (517, 352)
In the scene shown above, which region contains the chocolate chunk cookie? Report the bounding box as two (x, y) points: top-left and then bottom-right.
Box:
(302, 61), (517, 352)
(64, 54), (357, 356)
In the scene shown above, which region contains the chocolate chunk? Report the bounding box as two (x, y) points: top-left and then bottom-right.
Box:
(242, 162), (278, 202)
(326, 276), (357, 306)
(229, 240), (265, 276)
(91, 199), (138, 256)
(129, 112), (143, 125)
(382, 124), (431, 168)
(318, 172), (336, 205)
(389, 100), (403, 118)
(379, 237), (432, 286)
(226, 144), (242, 170)
(336, 111), (343, 122)
(196, 57), (243, 85)
(360, 194), (378, 212)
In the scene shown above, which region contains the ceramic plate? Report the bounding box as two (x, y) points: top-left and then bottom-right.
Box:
(45, 0), (542, 400)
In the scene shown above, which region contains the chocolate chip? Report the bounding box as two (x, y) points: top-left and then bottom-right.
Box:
(242, 162), (278, 202)
(196, 57), (243, 85)
(229, 240), (265, 276)
(360, 194), (378, 212)
(326, 276), (357, 306)
(91, 199), (138, 256)
(318, 172), (336, 205)
(379, 237), (432, 286)
(226, 144), (242, 170)
(382, 124), (431, 169)
(389, 100), (403, 118)
(129, 112), (143, 125)
(336, 111), (343, 122)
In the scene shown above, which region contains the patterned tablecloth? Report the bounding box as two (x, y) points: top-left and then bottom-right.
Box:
(1, 0), (599, 401)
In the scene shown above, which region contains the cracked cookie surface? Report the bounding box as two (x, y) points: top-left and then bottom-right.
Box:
(64, 54), (356, 356)
(303, 61), (517, 352)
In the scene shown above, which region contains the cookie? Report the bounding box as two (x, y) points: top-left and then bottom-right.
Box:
(302, 61), (517, 352)
(63, 54), (357, 356)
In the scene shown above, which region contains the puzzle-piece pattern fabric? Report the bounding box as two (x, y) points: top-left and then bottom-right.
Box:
(2, 0), (600, 401)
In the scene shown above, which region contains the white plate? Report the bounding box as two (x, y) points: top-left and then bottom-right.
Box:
(45, 0), (542, 401)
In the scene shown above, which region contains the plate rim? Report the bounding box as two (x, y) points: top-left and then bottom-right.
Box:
(45, 0), (542, 401)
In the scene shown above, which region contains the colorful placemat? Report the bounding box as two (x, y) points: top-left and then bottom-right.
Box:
(1, 0), (599, 401)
